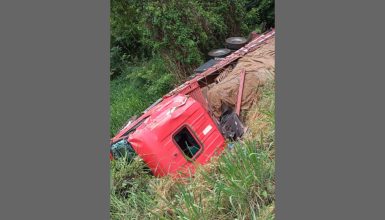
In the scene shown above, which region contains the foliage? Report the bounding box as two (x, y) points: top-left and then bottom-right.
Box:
(110, 57), (176, 137)
(110, 157), (155, 219)
(110, 0), (275, 78)
(111, 140), (275, 219)
(109, 1), (275, 218)
(110, 82), (276, 219)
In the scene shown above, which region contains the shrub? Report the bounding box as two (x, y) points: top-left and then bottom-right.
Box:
(110, 0), (275, 78)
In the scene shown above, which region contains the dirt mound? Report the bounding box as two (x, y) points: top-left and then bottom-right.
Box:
(206, 37), (275, 118)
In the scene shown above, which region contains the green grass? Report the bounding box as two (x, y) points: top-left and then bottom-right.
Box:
(110, 57), (176, 137)
(110, 77), (149, 137)
(110, 80), (275, 219)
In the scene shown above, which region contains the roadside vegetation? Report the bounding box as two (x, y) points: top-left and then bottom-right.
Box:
(110, 0), (275, 219)
(110, 57), (176, 136)
(111, 82), (275, 219)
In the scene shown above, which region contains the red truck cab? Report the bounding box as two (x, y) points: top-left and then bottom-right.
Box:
(110, 29), (275, 177)
(110, 94), (226, 177)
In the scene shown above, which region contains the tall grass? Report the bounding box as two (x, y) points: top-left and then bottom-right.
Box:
(110, 81), (275, 219)
(110, 57), (176, 137)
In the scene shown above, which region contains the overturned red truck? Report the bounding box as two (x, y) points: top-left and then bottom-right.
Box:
(110, 29), (275, 177)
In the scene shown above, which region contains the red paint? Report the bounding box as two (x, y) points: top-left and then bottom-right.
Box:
(110, 87), (225, 177)
(110, 29), (276, 178)
(114, 95), (226, 177)
(112, 29), (275, 141)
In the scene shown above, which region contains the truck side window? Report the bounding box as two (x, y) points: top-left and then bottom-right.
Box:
(110, 139), (136, 162)
(174, 127), (201, 159)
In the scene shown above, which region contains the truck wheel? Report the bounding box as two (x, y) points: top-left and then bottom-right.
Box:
(208, 48), (232, 58)
(226, 37), (248, 50)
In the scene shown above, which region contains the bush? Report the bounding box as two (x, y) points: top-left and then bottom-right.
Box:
(109, 2), (276, 218)
(110, 0), (275, 78)
(110, 81), (276, 219)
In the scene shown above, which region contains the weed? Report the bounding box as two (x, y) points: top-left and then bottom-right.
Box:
(110, 81), (275, 219)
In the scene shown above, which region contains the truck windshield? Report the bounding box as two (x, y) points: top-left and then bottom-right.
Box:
(110, 139), (136, 162)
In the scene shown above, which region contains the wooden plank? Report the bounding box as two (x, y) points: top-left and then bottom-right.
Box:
(236, 69), (246, 116)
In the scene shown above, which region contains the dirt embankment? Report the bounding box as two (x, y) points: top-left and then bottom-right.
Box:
(205, 37), (275, 119)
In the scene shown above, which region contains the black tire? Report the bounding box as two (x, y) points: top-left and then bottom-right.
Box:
(208, 48), (232, 58)
(225, 37), (248, 50)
